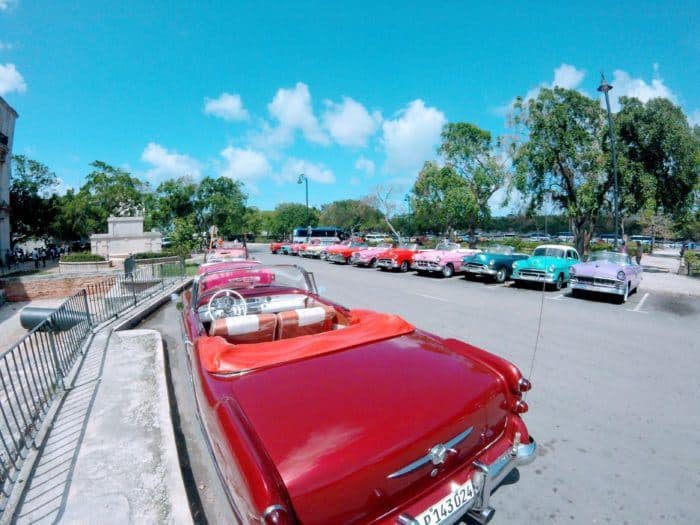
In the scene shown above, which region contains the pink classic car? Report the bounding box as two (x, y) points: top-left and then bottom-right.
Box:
(412, 242), (481, 277)
(351, 243), (394, 267)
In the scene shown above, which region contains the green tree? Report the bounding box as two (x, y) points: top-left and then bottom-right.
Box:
(268, 203), (319, 238)
(512, 87), (610, 255)
(170, 215), (198, 257)
(411, 161), (473, 236)
(9, 155), (59, 244)
(318, 199), (382, 232)
(193, 176), (248, 237)
(149, 176), (197, 232)
(616, 97), (699, 228)
(439, 123), (508, 246)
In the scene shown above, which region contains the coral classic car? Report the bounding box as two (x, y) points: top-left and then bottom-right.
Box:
(463, 246), (530, 283)
(511, 244), (580, 290)
(326, 241), (368, 264)
(570, 250), (642, 303)
(270, 241), (292, 254)
(411, 242), (481, 277)
(351, 243), (394, 267)
(299, 239), (337, 259)
(181, 263), (536, 525)
(376, 243), (422, 272)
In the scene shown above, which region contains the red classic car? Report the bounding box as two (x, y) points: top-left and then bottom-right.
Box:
(326, 241), (368, 264)
(376, 243), (422, 272)
(181, 264), (536, 525)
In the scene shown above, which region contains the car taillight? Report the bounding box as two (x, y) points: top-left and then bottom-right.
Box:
(263, 505), (291, 525)
(513, 400), (529, 414)
(518, 377), (532, 392)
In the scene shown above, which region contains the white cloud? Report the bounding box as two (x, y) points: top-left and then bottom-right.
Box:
(204, 92), (249, 121)
(0, 1), (16, 11)
(277, 158), (335, 184)
(0, 63), (26, 95)
(495, 63), (586, 116)
(322, 97), (381, 147)
(552, 63), (586, 90)
(141, 142), (201, 180)
(219, 146), (271, 184)
(0, 42), (13, 51)
(266, 82), (329, 145)
(607, 68), (677, 112)
(688, 109), (700, 127)
(381, 99), (447, 173)
(354, 155), (375, 175)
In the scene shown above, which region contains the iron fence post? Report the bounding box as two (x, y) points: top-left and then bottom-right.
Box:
(81, 289), (92, 328)
(131, 273), (137, 306)
(47, 330), (64, 391)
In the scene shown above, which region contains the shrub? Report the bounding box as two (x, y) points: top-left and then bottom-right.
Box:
(60, 252), (105, 263)
(589, 242), (613, 252)
(133, 250), (178, 259)
(683, 251), (698, 276)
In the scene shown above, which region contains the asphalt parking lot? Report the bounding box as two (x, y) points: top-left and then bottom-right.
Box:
(251, 246), (700, 525)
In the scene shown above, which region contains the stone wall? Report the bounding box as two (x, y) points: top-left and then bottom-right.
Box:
(0, 273), (113, 302)
(59, 260), (113, 273)
(0, 96), (19, 257)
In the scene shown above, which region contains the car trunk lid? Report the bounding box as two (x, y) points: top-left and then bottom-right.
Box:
(229, 332), (509, 524)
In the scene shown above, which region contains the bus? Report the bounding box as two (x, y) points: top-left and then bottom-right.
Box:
(292, 227), (344, 243)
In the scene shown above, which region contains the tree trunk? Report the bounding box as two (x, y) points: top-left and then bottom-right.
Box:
(384, 217), (401, 244)
(468, 221), (477, 249)
(572, 217), (593, 257)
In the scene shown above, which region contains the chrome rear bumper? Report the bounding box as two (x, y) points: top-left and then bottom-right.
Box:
(396, 437), (536, 525)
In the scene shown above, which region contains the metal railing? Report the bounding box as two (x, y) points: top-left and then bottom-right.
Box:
(0, 260), (187, 510)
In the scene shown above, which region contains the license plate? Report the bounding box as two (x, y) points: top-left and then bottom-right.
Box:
(414, 479), (475, 525)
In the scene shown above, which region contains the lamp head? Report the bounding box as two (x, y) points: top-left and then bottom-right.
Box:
(597, 72), (613, 93)
(297, 173), (306, 184)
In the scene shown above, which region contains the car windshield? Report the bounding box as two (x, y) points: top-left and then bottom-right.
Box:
(376, 243), (393, 249)
(399, 243), (419, 251)
(350, 242), (368, 247)
(532, 247), (565, 258)
(488, 245), (514, 254)
(436, 242), (460, 251)
(588, 251), (629, 264)
(198, 264), (314, 295)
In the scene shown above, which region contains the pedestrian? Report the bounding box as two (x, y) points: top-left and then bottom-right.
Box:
(680, 242), (687, 259)
(32, 249), (39, 269)
(635, 241), (643, 265)
(41, 249), (47, 267)
(4, 248), (11, 269)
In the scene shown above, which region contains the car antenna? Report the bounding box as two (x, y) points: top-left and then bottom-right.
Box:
(524, 191), (551, 401)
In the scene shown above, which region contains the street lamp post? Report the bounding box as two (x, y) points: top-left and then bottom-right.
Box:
(598, 72), (620, 248)
(297, 173), (309, 241)
(404, 195), (412, 237)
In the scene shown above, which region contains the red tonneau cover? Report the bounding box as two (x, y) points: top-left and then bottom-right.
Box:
(198, 309), (414, 374)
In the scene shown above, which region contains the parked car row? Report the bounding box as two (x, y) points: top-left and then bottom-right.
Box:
(271, 240), (644, 304)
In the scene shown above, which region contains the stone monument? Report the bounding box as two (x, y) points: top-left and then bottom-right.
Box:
(90, 204), (162, 260)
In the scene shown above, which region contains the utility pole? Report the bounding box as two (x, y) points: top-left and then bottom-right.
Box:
(297, 173), (309, 241)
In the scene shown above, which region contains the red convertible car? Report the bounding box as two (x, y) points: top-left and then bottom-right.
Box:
(181, 263), (536, 525)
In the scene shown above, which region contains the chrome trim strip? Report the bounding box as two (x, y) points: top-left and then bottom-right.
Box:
(387, 426), (473, 479)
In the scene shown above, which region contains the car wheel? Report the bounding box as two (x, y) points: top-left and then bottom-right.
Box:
(442, 264), (454, 278)
(400, 261), (409, 272)
(555, 274), (564, 290)
(495, 267), (507, 283)
(370, 258), (377, 268)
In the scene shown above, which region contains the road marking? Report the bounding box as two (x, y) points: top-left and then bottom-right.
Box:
(412, 293), (450, 302)
(546, 294), (565, 301)
(627, 292), (650, 313)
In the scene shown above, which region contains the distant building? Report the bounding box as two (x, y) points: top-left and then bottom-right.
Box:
(0, 96), (19, 256)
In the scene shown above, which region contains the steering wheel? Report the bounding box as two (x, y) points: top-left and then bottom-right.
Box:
(207, 288), (248, 320)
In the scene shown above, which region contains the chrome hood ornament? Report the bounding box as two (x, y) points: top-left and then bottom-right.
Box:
(387, 426), (473, 479)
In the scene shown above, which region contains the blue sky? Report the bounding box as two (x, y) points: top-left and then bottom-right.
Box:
(1, 1), (698, 212)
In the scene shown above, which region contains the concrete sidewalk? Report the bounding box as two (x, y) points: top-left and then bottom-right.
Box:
(638, 253), (700, 296)
(7, 329), (191, 525)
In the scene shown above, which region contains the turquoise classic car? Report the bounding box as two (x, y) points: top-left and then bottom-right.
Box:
(511, 244), (580, 290)
(462, 245), (530, 283)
